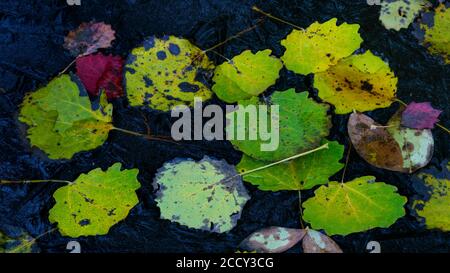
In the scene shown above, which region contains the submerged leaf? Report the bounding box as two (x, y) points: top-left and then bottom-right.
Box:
(237, 141), (344, 191)
(212, 49), (283, 103)
(348, 111), (433, 173)
(153, 156), (250, 233)
(379, 0), (427, 31)
(303, 176), (407, 236)
(239, 227), (306, 253)
(412, 161), (450, 231)
(401, 102), (442, 129)
(76, 53), (124, 99)
(302, 229), (342, 253)
(125, 36), (214, 111)
(314, 51), (398, 114)
(48, 163), (140, 237)
(416, 4), (450, 63)
(281, 18), (362, 75)
(64, 22), (115, 56)
(0, 227), (39, 253)
(228, 89), (331, 161)
(19, 75), (113, 159)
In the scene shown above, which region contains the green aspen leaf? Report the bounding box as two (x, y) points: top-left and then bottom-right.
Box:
(228, 89), (331, 161)
(314, 51), (398, 114)
(212, 49), (283, 103)
(303, 176), (407, 236)
(18, 75), (113, 159)
(418, 4), (450, 64)
(237, 141), (344, 191)
(125, 36), (214, 111)
(48, 163), (140, 238)
(412, 161), (450, 231)
(281, 18), (363, 75)
(0, 228), (39, 253)
(379, 0), (427, 31)
(153, 156), (250, 233)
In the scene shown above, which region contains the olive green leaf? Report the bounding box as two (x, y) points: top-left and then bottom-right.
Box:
(228, 89), (331, 161)
(19, 75), (113, 159)
(237, 141), (344, 191)
(314, 51), (398, 114)
(412, 161), (450, 231)
(416, 4), (450, 64)
(303, 176), (407, 236)
(212, 49), (283, 103)
(0, 228), (39, 253)
(48, 163), (140, 238)
(153, 156), (250, 233)
(281, 18), (362, 75)
(379, 0), (427, 31)
(125, 36), (214, 111)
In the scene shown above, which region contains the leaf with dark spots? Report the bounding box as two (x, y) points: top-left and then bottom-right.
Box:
(239, 227), (306, 253)
(401, 102), (442, 129)
(76, 53), (124, 99)
(64, 22), (116, 57)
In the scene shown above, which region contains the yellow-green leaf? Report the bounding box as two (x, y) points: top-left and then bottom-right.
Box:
(314, 51), (398, 114)
(19, 75), (113, 159)
(153, 156), (250, 233)
(48, 163), (140, 238)
(212, 49), (282, 103)
(303, 176), (407, 235)
(237, 141), (344, 191)
(379, 0), (427, 31)
(412, 161), (450, 231)
(419, 4), (450, 64)
(125, 36), (214, 111)
(281, 18), (362, 75)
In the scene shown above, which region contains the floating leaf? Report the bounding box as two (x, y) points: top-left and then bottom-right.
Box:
(76, 53), (124, 99)
(212, 49), (283, 103)
(64, 22), (115, 56)
(314, 51), (398, 114)
(19, 75), (113, 159)
(412, 161), (450, 231)
(228, 89), (331, 161)
(125, 36), (214, 111)
(303, 176), (407, 236)
(48, 163), (140, 237)
(0, 227), (39, 253)
(153, 156), (250, 233)
(302, 229), (342, 253)
(348, 112), (433, 173)
(237, 141), (344, 191)
(239, 227), (306, 253)
(281, 18), (362, 75)
(416, 4), (450, 63)
(401, 102), (442, 129)
(379, 0), (427, 31)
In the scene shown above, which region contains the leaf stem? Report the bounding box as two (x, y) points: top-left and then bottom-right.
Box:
(58, 58), (77, 76)
(298, 191), (305, 229)
(112, 126), (179, 145)
(252, 6), (304, 30)
(239, 143), (329, 177)
(0, 179), (73, 185)
(340, 140), (352, 184)
(8, 228), (58, 253)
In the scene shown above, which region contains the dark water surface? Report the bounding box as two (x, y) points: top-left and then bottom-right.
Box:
(0, 0), (448, 253)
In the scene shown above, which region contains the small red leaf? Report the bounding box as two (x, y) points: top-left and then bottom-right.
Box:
(76, 53), (124, 99)
(64, 22), (116, 56)
(401, 102), (442, 129)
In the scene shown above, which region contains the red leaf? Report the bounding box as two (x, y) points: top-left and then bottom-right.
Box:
(64, 22), (115, 56)
(76, 53), (124, 99)
(401, 102), (442, 129)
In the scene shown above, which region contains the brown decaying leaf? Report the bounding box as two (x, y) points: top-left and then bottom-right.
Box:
(64, 22), (116, 57)
(348, 112), (405, 172)
(239, 227), (306, 253)
(302, 229), (342, 253)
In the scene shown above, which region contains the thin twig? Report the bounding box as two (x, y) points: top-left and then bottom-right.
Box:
(112, 126), (179, 145)
(298, 191), (305, 229)
(0, 179), (73, 185)
(58, 58), (77, 76)
(252, 6), (304, 30)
